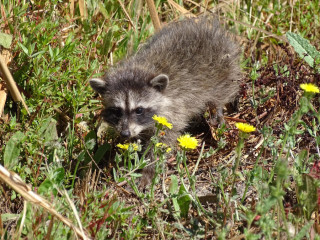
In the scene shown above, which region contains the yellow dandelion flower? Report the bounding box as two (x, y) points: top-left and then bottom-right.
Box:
(155, 143), (164, 148)
(155, 142), (172, 153)
(235, 123), (256, 133)
(177, 134), (198, 150)
(117, 143), (139, 151)
(152, 115), (173, 129)
(300, 83), (320, 93)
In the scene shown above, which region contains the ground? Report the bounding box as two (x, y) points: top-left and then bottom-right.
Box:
(1, 0), (320, 239)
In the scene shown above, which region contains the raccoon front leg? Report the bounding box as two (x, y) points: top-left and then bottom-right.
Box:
(208, 102), (225, 126)
(216, 107), (225, 125)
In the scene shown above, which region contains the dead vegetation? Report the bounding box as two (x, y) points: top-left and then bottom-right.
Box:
(1, 0), (320, 239)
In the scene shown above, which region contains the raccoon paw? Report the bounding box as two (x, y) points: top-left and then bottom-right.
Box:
(210, 107), (225, 126)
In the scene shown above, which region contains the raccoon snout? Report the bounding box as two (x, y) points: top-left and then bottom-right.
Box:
(120, 129), (131, 138)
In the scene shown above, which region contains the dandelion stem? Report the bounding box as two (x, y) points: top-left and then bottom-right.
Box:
(231, 134), (244, 195)
(192, 142), (205, 176)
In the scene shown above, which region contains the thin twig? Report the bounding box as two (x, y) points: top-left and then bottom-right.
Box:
(117, 0), (136, 31)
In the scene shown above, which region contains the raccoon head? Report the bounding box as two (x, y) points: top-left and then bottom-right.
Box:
(90, 73), (170, 139)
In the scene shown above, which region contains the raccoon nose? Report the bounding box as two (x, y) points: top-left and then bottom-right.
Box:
(121, 130), (131, 138)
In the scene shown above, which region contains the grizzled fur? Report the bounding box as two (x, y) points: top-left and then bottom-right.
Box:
(90, 16), (241, 182)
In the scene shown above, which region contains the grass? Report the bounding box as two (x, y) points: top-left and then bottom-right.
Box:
(1, 0), (320, 239)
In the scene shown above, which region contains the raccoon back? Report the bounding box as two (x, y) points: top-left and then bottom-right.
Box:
(130, 17), (241, 114)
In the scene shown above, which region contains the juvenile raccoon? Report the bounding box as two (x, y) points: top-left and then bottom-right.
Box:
(90, 16), (241, 176)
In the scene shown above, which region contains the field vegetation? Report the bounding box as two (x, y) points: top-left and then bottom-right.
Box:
(1, 0), (320, 239)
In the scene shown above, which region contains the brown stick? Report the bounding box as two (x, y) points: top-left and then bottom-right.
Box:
(145, 0), (161, 31)
(69, 0), (74, 18)
(0, 55), (29, 114)
(78, 0), (87, 20)
(0, 164), (90, 240)
(0, 83), (7, 116)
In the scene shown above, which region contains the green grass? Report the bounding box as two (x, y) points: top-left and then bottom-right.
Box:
(1, 0), (320, 239)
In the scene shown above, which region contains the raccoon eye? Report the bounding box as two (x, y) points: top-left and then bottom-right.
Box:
(108, 107), (122, 118)
(135, 107), (144, 115)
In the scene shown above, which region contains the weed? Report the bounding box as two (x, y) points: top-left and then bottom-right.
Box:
(1, 0), (320, 239)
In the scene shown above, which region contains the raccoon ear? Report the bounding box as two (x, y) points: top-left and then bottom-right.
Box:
(150, 74), (169, 92)
(89, 78), (108, 94)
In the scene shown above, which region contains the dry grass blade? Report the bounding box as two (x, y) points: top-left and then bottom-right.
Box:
(0, 83), (7, 116)
(117, 0), (136, 31)
(177, 1), (287, 42)
(45, 216), (55, 240)
(64, 189), (87, 238)
(78, 0), (87, 20)
(69, 0), (75, 18)
(223, 15), (288, 42)
(145, 0), (161, 31)
(0, 213), (3, 238)
(167, 0), (195, 18)
(0, 55), (29, 114)
(15, 200), (27, 239)
(0, 4), (9, 28)
(0, 164), (91, 240)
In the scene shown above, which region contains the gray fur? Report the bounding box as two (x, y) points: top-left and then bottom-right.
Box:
(90, 16), (241, 148)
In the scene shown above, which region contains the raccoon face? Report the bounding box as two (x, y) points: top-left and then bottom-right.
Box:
(90, 74), (170, 139)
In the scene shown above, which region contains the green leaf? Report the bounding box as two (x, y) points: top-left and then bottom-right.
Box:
(85, 130), (96, 151)
(44, 121), (58, 144)
(293, 220), (314, 240)
(38, 179), (53, 194)
(129, 173), (142, 178)
(52, 168), (65, 185)
(295, 149), (308, 172)
(138, 162), (147, 169)
(1, 213), (19, 222)
(177, 183), (192, 218)
(48, 45), (53, 58)
(0, 32), (13, 48)
(299, 174), (318, 219)
(11, 191), (16, 200)
(256, 197), (277, 214)
(31, 50), (45, 58)
(299, 96), (309, 113)
(29, 42), (36, 56)
(113, 168), (118, 182)
(294, 129), (305, 135)
(98, 1), (108, 19)
(38, 117), (58, 144)
(117, 177), (126, 183)
(101, 28), (113, 56)
(3, 131), (25, 169)
(38, 117), (52, 135)
(172, 197), (181, 217)
(94, 142), (111, 164)
(169, 175), (178, 194)
(286, 32), (320, 69)
(18, 42), (29, 56)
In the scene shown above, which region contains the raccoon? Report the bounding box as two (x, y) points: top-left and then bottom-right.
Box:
(90, 16), (241, 182)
